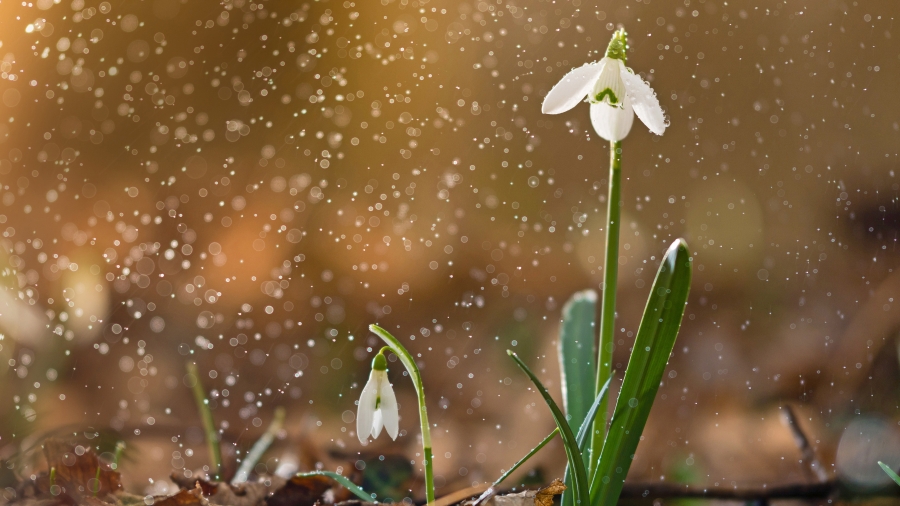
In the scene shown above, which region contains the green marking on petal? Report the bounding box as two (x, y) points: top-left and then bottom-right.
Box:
(376, 396), (382, 409)
(605, 29), (627, 62)
(594, 88), (619, 105)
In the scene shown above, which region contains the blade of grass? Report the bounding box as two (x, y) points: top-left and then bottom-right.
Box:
(296, 471), (375, 501)
(558, 290), (597, 437)
(492, 428), (558, 488)
(507, 351), (589, 506)
(474, 427), (560, 505)
(112, 441), (125, 471)
(186, 361), (223, 480)
(232, 406), (286, 485)
(561, 376), (613, 506)
(879, 461), (900, 487)
(591, 239), (692, 506)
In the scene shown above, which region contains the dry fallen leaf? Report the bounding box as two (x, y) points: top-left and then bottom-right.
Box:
(169, 473), (219, 497)
(532, 479), (566, 506)
(152, 485), (209, 506)
(40, 439), (122, 498)
(467, 479), (566, 506)
(266, 473), (335, 506)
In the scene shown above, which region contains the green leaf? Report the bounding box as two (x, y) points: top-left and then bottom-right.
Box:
(591, 239), (692, 506)
(558, 290), (597, 437)
(879, 461), (900, 487)
(508, 351), (590, 506)
(296, 471), (374, 502)
(561, 376), (612, 506)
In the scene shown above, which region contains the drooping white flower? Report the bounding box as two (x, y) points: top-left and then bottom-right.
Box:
(542, 29), (666, 141)
(356, 351), (399, 444)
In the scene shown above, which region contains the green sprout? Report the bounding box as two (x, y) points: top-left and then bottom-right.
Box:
(186, 361), (223, 480)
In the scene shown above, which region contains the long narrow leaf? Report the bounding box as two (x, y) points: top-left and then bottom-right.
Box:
(508, 351), (590, 506)
(879, 461), (900, 487)
(561, 376), (613, 506)
(558, 290), (597, 435)
(591, 239), (692, 506)
(296, 471), (374, 501)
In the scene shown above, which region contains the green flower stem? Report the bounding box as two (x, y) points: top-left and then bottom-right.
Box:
(369, 324), (435, 505)
(590, 140), (622, 476)
(187, 361), (223, 480)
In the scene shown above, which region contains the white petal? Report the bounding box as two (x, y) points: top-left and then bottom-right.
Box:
(590, 57), (626, 107)
(541, 62), (602, 115)
(356, 370), (379, 444)
(378, 378), (399, 440)
(372, 409), (384, 439)
(590, 99), (634, 142)
(618, 61), (666, 135)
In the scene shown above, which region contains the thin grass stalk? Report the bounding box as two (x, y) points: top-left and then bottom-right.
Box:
(879, 461), (900, 487)
(186, 361), (223, 480)
(296, 471), (374, 501)
(494, 428), (558, 488)
(113, 441), (125, 471)
(232, 406), (286, 484)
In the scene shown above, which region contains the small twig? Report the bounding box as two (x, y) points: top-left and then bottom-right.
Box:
(433, 484), (491, 506)
(780, 404), (828, 482)
(186, 361), (223, 480)
(617, 480), (900, 501)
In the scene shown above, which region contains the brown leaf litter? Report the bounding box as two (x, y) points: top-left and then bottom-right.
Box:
(5, 439), (565, 506)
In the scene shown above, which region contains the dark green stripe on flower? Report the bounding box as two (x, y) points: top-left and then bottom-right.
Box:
(595, 88), (619, 105)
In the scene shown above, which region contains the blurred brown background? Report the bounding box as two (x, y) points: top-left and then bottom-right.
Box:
(1, 0), (900, 499)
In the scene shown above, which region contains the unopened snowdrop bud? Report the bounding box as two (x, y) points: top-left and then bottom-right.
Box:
(356, 348), (399, 444)
(542, 29), (667, 141)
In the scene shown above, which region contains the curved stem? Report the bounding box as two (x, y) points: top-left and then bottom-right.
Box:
(590, 140), (622, 476)
(369, 324), (435, 505)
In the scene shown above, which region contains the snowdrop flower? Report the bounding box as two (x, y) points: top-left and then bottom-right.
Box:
(357, 350), (399, 444)
(542, 29), (666, 141)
